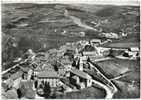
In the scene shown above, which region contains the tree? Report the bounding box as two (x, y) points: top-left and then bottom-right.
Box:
(25, 88), (35, 99)
(34, 80), (38, 89)
(108, 49), (114, 57)
(30, 74), (34, 80)
(51, 92), (56, 99)
(39, 84), (43, 89)
(41, 81), (45, 86)
(53, 61), (59, 71)
(72, 60), (76, 67)
(60, 86), (65, 93)
(87, 57), (91, 62)
(43, 82), (51, 99)
(17, 88), (22, 98)
(6, 88), (18, 99)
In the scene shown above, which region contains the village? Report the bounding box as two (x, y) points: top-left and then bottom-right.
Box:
(2, 37), (140, 99)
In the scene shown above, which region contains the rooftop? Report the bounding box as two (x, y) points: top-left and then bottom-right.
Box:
(70, 69), (92, 80)
(10, 71), (23, 80)
(129, 47), (139, 51)
(37, 71), (59, 78)
(34, 63), (53, 71)
(83, 45), (96, 52)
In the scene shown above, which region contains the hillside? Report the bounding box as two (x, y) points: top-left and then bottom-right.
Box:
(2, 3), (140, 64)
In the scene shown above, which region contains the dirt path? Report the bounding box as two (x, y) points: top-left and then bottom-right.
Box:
(64, 10), (97, 31)
(88, 62), (118, 98)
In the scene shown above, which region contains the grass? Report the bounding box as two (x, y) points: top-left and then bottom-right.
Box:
(102, 36), (140, 48)
(2, 4), (140, 99)
(113, 80), (140, 98)
(96, 58), (140, 98)
(97, 58), (140, 79)
(56, 86), (106, 99)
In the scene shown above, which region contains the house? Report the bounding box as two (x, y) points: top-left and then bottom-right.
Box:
(4, 70), (24, 89)
(36, 71), (59, 87)
(126, 47), (140, 58)
(90, 39), (101, 46)
(77, 56), (88, 71)
(26, 49), (36, 61)
(83, 51), (98, 57)
(82, 45), (101, 60)
(128, 47), (139, 52)
(33, 63), (54, 75)
(101, 32), (119, 39)
(58, 65), (66, 76)
(69, 69), (92, 89)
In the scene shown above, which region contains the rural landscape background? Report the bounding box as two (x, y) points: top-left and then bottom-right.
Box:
(2, 3), (140, 99)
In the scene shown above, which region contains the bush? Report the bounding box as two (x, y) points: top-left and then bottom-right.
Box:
(25, 88), (35, 99)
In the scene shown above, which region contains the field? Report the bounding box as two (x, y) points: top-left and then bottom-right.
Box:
(2, 4), (139, 64)
(97, 58), (140, 98)
(102, 36), (139, 48)
(1, 3), (140, 99)
(56, 86), (106, 99)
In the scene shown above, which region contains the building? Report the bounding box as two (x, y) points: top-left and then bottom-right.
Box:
(90, 39), (101, 46)
(33, 63), (54, 75)
(83, 51), (98, 57)
(82, 45), (98, 56)
(128, 47), (139, 52)
(78, 56), (88, 71)
(126, 47), (140, 58)
(58, 65), (66, 76)
(69, 69), (92, 89)
(36, 71), (59, 88)
(101, 32), (119, 39)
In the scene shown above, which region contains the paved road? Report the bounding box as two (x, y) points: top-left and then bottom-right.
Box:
(88, 62), (118, 99)
(91, 79), (114, 98)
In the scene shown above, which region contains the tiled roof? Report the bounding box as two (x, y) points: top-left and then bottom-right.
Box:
(70, 69), (91, 80)
(20, 67), (29, 72)
(10, 71), (23, 80)
(37, 71), (59, 78)
(34, 63), (53, 71)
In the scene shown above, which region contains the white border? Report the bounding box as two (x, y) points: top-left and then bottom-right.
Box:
(1, 0), (140, 6)
(0, 0), (140, 100)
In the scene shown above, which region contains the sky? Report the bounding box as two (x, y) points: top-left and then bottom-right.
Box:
(2, 0), (140, 6)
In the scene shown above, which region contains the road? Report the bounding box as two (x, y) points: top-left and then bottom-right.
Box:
(88, 61), (118, 99)
(91, 79), (114, 98)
